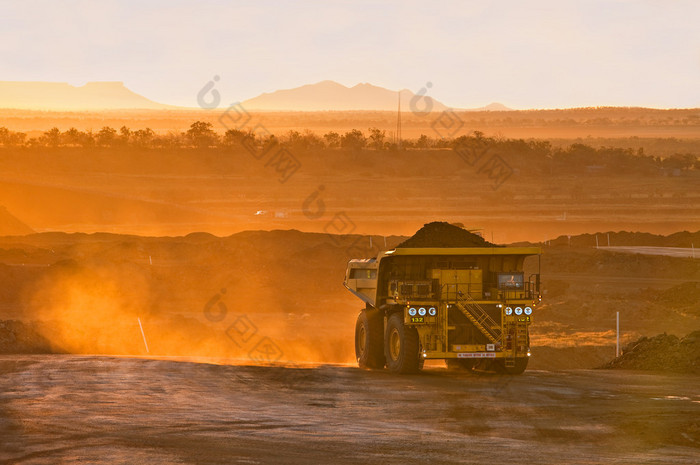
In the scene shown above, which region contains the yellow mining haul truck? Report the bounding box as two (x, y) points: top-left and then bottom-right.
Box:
(344, 247), (542, 374)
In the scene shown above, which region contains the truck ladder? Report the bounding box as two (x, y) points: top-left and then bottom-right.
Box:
(454, 292), (501, 344)
(504, 325), (528, 367)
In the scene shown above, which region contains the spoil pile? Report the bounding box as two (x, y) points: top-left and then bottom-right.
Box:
(396, 222), (498, 248)
(651, 282), (700, 317)
(600, 331), (700, 374)
(0, 320), (54, 354)
(548, 230), (700, 248)
(0, 206), (34, 236)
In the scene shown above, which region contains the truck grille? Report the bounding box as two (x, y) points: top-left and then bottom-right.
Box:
(416, 284), (431, 296)
(394, 280), (435, 299)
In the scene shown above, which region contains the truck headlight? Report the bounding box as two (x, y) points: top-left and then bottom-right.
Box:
(505, 307), (513, 315)
(418, 307), (427, 316)
(514, 307), (523, 315)
(524, 306), (532, 315)
(428, 307), (437, 316)
(408, 307), (417, 316)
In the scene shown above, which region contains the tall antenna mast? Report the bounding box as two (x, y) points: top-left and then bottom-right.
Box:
(396, 90), (402, 149)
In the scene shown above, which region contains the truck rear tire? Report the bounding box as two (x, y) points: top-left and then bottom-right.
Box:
(385, 312), (420, 374)
(355, 309), (385, 369)
(446, 359), (476, 371)
(494, 357), (528, 375)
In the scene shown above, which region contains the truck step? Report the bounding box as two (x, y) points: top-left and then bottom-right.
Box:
(454, 300), (501, 344)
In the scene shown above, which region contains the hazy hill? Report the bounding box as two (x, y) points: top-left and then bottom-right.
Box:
(477, 102), (510, 111)
(0, 206), (34, 236)
(0, 79), (507, 112)
(0, 81), (175, 111)
(241, 80), (513, 111)
(241, 80), (455, 112)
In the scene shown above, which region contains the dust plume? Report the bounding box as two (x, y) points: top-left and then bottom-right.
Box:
(23, 252), (358, 365)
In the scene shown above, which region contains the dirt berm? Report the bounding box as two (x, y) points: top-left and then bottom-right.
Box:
(600, 330), (700, 374)
(0, 320), (54, 354)
(396, 221), (499, 248)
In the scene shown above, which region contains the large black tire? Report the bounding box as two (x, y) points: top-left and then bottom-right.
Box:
(493, 357), (528, 375)
(355, 309), (385, 369)
(446, 359), (476, 371)
(384, 312), (420, 374)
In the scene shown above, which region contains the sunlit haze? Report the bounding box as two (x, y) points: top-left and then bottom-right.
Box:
(1, 1), (699, 462)
(1, 0), (698, 109)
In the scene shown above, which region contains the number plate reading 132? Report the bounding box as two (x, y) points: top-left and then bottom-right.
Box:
(410, 316), (425, 323)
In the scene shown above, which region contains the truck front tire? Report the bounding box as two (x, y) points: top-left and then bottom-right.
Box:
(355, 309), (385, 369)
(385, 312), (420, 374)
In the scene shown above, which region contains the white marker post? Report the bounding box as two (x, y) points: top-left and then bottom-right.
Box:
(595, 235), (599, 249)
(616, 312), (620, 358)
(138, 317), (149, 353)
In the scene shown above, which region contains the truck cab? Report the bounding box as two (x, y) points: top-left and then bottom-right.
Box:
(345, 247), (541, 374)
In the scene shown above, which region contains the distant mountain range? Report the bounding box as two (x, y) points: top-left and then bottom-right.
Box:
(241, 80), (510, 112)
(0, 80), (511, 112)
(0, 81), (175, 111)
(242, 80), (447, 111)
(0, 206), (34, 236)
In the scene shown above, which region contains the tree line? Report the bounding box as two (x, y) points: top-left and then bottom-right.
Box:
(0, 121), (483, 150)
(0, 122), (397, 150)
(0, 121), (697, 172)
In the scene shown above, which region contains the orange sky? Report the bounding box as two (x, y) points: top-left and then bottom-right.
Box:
(1, 1), (699, 109)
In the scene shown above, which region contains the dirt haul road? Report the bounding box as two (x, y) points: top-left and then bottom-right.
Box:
(1, 356), (698, 464)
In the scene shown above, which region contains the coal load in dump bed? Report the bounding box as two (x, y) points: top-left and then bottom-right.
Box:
(396, 222), (500, 248)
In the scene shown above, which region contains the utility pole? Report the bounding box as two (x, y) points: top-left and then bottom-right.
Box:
(616, 312), (620, 358)
(396, 90), (402, 149)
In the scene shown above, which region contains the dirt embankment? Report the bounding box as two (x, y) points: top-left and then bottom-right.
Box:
(0, 135), (698, 242)
(0, 228), (697, 371)
(0, 320), (53, 353)
(545, 230), (700, 248)
(601, 331), (700, 374)
(647, 281), (700, 318)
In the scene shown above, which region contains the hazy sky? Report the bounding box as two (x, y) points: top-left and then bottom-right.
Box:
(1, 0), (698, 109)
